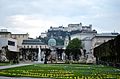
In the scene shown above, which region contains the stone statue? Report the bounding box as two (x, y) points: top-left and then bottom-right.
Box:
(0, 46), (8, 62)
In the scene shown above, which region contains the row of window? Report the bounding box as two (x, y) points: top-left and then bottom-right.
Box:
(12, 35), (27, 38)
(23, 45), (42, 48)
(0, 34), (27, 38)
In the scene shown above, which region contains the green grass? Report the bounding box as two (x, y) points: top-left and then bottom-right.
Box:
(0, 63), (10, 66)
(0, 64), (120, 79)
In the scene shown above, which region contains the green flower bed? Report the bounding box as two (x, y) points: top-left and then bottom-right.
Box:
(0, 64), (120, 79)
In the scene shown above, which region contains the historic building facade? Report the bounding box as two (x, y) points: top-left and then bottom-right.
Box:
(0, 29), (29, 62)
(63, 23), (119, 63)
(21, 39), (48, 61)
(0, 29), (29, 49)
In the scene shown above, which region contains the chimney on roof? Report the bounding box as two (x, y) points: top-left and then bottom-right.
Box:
(0, 29), (8, 32)
(80, 22), (82, 26)
(89, 24), (92, 27)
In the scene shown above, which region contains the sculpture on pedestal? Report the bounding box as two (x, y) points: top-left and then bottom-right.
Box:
(0, 46), (8, 62)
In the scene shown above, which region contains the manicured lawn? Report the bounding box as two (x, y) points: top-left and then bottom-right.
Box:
(0, 63), (10, 66)
(0, 64), (120, 79)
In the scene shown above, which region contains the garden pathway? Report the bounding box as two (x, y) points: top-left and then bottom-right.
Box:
(0, 61), (44, 70)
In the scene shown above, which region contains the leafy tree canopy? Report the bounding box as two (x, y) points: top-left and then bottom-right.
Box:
(66, 38), (82, 49)
(65, 38), (83, 60)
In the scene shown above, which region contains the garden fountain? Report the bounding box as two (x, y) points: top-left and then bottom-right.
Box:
(38, 47), (41, 62)
(36, 47), (44, 63)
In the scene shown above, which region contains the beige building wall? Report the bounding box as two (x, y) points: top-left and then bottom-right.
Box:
(92, 37), (115, 49)
(0, 32), (11, 38)
(0, 30), (29, 50)
(11, 33), (29, 49)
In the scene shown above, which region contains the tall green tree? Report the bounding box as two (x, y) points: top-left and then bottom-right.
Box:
(65, 38), (82, 60)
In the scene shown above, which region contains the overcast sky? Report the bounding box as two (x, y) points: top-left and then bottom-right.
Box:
(0, 0), (120, 38)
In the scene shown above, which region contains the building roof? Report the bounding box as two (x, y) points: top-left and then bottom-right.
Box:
(12, 33), (29, 35)
(0, 32), (11, 34)
(95, 33), (119, 37)
(82, 37), (93, 41)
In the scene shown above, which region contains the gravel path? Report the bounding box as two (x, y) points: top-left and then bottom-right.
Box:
(0, 62), (44, 70)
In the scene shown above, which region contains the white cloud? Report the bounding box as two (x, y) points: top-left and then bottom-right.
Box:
(4, 14), (71, 37)
(5, 15), (55, 37)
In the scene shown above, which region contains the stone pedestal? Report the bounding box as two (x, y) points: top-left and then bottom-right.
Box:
(86, 54), (96, 64)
